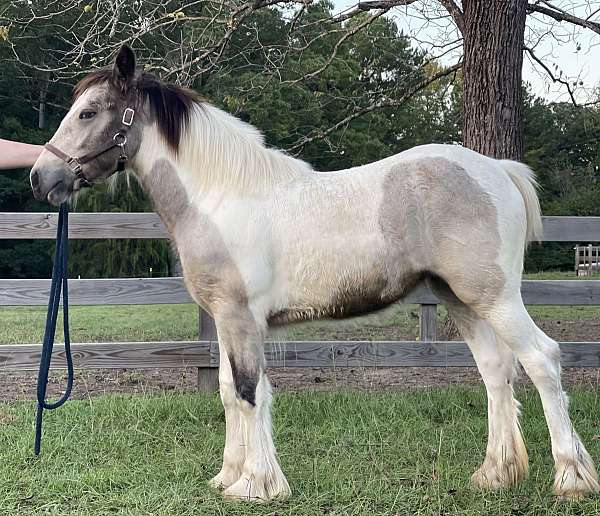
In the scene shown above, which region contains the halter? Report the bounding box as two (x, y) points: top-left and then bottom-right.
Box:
(44, 106), (136, 188)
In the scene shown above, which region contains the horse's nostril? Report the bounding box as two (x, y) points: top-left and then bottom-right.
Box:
(31, 170), (40, 188)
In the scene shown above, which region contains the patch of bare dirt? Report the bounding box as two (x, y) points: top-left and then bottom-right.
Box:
(537, 319), (600, 343)
(0, 365), (599, 402)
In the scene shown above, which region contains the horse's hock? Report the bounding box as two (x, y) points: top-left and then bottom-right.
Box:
(1, 212), (600, 390)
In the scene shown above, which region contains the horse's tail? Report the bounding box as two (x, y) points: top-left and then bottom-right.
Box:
(500, 159), (543, 243)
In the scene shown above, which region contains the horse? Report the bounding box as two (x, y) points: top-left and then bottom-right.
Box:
(30, 45), (598, 502)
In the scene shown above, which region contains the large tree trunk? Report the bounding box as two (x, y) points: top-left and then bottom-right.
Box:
(461, 0), (527, 160)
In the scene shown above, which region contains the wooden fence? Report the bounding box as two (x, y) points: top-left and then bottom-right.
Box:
(1, 212), (600, 391)
(575, 244), (600, 276)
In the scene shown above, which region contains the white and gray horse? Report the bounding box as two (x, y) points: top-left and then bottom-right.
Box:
(30, 46), (598, 501)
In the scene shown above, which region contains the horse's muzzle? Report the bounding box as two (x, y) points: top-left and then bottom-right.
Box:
(30, 166), (74, 206)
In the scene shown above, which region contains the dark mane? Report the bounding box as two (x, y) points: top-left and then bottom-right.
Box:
(74, 70), (202, 153)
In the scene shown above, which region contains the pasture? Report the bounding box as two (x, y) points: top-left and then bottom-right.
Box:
(0, 389), (599, 515)
(3, 0), (600, 510)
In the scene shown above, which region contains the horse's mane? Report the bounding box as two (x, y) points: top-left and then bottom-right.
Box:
(74, 70), (311, 194)
(74, 70), (200, 154)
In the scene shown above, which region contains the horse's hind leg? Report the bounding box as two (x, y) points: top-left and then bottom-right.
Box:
(482, 292), (599, 499)
(431, 279), (528, 489)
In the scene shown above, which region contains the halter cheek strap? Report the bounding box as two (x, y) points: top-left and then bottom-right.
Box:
(44, 106), (135, 188)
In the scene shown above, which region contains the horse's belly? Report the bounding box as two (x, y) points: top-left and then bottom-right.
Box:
(268, 265), (423, 325)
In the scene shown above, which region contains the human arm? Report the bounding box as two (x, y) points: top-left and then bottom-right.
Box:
(0, 138), (44, 169)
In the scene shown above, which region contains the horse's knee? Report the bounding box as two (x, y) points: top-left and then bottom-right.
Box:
(226, 356), (259, 407)
(214, 306), (265, 407)
(219, 378), (237, 407)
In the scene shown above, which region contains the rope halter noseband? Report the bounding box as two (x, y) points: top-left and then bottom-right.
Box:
(44, 105), (136, 188)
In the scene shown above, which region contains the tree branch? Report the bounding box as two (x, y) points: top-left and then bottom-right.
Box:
(524, 46), (578, 105)
(334, 0), (417, 22)
(287, 61), (462, 153)
(527, 2), (600, 35)
(438, 0), (464, 33)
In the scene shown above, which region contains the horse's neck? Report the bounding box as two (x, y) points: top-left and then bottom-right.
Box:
(132, 105), (318, 243)
(134, 155), (193, 237)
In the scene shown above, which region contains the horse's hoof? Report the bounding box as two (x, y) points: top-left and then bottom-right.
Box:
(471, 456), (528, 490)
(222, 474), (291, 503)
(554, 457), (599, 500)
(208, 468), (240, 491)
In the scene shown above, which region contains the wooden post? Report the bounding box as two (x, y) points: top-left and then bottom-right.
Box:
(419, 304), (438, 342)
(197, 308), (219, 392)
(575, 245), (579, 275)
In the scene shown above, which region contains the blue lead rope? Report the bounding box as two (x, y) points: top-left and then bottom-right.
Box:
(34, 203), (74, 455)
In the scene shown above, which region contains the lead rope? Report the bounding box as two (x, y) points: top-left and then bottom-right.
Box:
(34, 202), (74, 455)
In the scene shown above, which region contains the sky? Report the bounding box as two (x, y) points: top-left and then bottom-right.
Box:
(333, 1), (600, 103)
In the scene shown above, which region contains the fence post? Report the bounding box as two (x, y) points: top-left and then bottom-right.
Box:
(419, 304), (438, 342)
(197, 308), (219, 392)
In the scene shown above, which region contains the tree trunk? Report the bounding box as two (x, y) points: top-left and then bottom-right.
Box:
(169, 242), (183, 276)
(38, 86), (47, 130)
(461, 0), (527, 160)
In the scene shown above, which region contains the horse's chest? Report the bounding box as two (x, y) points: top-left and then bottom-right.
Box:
(175, 232), (250, 311)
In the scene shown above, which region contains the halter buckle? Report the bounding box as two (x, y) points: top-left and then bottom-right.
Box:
(66, 157), (82, 174)
(113, 132), (127, 146)
(122, 108), (135, 126)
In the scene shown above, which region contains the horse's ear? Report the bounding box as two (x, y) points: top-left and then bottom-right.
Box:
(113, 45), (136, 88)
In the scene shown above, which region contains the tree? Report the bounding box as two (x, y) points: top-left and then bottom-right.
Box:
(460, 0), (527, 159)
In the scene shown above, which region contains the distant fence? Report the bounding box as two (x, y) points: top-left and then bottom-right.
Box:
(575, 244), (600, 276)
(1, 213), (600, 391)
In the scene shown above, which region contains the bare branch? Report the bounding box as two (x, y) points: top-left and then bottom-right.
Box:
(438, 0), (464, 33)
(524, 46), (579, 105)
(527, 2), (600, 35)
(333, 0), (418, 22)
(287, 61), (462, 153)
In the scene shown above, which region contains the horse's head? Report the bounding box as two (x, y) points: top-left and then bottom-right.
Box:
(31, 46), (143, 205)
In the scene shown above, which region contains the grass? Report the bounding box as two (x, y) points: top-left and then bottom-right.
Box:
(523, 271), (586, 280)
(0, 388), (598, 514)
(0, 304), (199, 344)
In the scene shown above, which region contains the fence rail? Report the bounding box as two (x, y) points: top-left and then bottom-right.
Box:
(1, 278), (600, 306)
(0, 212), (599, 390)
(2, 340), (600, 370)
(2, 212), (600, 241)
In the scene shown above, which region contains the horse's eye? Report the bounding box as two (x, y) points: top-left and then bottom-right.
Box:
(79, 110), (97, 120)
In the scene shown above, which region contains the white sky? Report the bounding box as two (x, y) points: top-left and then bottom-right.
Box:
(333, 1), (600, 103)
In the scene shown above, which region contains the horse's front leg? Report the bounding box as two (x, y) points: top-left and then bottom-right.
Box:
(212, 306), (290, 502)
(208, 338), (246, 490)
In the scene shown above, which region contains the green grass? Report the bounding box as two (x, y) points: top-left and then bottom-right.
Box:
(523, 271), (585, 280)
(1, 299), (599, 345)
(0, 305), (199, 344)
(0, 388), (599, 514)
(0, 304), (424, 343)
